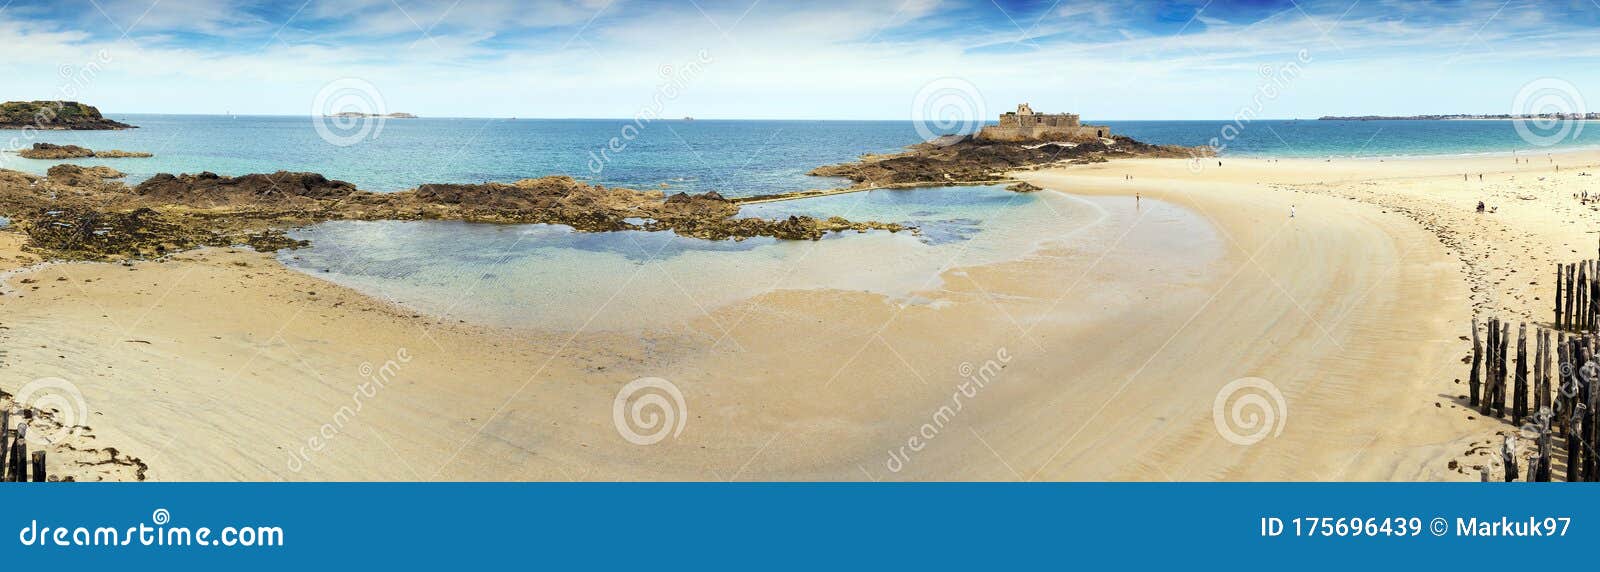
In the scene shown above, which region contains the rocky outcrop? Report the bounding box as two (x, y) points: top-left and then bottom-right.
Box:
(134, 171), (360, 208)
(46, 164), (126, 187)
(810, 135), (1210, 188)
(0, 170), (908, 259)
(17, 143), (152, 159)
(19, 143), (93, 159)
(89, 149), (154, 158)
(1005, 181), (1042, 193)
(0, 101), (134, 130)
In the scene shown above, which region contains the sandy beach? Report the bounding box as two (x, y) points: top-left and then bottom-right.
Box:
(4, 149), (1598, 481)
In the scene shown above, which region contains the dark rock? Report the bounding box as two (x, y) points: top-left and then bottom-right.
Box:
(0, 101), (135, 130)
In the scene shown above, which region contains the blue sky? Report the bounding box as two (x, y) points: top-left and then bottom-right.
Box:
(1, 0), (1597, 119)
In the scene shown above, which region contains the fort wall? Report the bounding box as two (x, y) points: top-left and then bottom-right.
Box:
(977, 104), (1110, 143)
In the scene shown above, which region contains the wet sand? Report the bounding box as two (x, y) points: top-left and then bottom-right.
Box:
(3, 149), (1593, 481)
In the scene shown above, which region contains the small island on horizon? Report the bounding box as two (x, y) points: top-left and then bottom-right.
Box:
(1320, 113), (1600, 121)
(326, 112), (418, 119)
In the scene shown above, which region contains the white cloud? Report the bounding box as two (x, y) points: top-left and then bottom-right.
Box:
(0, 0), (1594, 120)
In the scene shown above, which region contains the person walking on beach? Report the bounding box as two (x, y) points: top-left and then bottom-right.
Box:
(1289, 204), (1296, 219)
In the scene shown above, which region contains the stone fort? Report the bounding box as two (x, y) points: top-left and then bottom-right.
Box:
(977, 103), (1111, 143)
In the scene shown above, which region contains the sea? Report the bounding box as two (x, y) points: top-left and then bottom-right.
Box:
(1, 115), (1591, 329)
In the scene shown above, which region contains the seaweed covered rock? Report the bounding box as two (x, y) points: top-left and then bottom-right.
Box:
(17, 143), (152, 159)
(46, 164), (126, 187)
(0, 169), (911, 259)
(134, 171), (360, 208)
(21, 207), (198, 259)
(18, 143), (95, 159)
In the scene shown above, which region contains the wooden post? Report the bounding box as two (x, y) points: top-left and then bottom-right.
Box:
(0, 410), (10, 482)
(1558, 267), (1565, 328)
(1572, 340), (1587, 481)
(1470, 318), (1483, 407)
(1536, 329), (1548, 412)
(1581, 265), (1588, 331)
(1503, 436), (1520, 482)
(1568, 264), (1577, 330)
(1536, 329), (1547, 413)
(1516, 323), (1529, 424)
(1483, 318), (1498, 416)
(1580, 262), (1593, 329)
(29, 452), (43, 483)
(1491, 321), (1504, 415)
(1580, 340), (1593, 482)
(11, 440), (25, 483)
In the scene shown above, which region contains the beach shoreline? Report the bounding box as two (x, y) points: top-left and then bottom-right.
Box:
(4, 148), (1599, 481)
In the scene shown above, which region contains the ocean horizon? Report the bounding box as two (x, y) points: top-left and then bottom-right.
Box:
(5, 115), (1597, 195)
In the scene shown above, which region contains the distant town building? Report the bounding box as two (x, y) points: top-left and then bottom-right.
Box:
(977, 103), (1111, 143)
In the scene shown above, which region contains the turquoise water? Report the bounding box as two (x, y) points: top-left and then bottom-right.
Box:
(1, 115), (930, 195)
(5, 115), (1599, 194)
(280, 186), (1110, 330)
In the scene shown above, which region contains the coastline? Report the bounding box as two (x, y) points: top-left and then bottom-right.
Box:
(4, 147), (1599, 480)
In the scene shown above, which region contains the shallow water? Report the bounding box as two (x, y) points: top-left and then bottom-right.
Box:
(277, 185), (1203, 331)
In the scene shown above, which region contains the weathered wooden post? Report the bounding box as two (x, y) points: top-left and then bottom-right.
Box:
(29, 452), (44, 483)
(1580, 262), (1593, 329)
(1516, 323), (1529, 424)
(1558, 267), (1565, 328)
(11, 436), (26, 483)
(0, 409), (10, 482)
(1581, 265), (1589, 331)
(1483, 318), (1498, 416)
(1471, 318), (1483, 407)
(1503, 436), (1520, 482)
(1568, 264), (1577, 330)
(1491, 321), (1504, 415)
(1580, 343), (1593, 482)
(1535, 329), (1547, 412)
(1572, 339), (1588, 481)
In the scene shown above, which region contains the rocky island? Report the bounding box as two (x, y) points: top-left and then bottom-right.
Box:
(0, 101), (135, 130)
(16, 143), (152, 159)
(327, 112), (418, 119)
(739, 105), (1209, 203)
